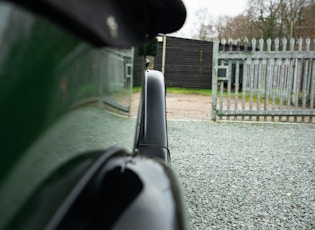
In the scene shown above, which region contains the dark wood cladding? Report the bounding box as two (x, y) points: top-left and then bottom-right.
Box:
(133, 49), (145, 87)
(134, 37), (250, 88)
(154, 36), (213, 89)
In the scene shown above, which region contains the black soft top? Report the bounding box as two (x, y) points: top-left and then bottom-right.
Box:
(9, 0), (186, 47)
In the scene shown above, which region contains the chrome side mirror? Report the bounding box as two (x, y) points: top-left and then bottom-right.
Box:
(145, 59), (150, 70)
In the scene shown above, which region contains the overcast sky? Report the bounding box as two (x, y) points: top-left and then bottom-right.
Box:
(174, 0), (248, 38)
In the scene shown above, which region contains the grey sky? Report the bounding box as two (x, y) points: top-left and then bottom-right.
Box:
(175, 0), (248, 38)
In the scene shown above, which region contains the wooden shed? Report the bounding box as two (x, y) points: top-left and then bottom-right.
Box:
(133, 36), (214, 89)
(133, 51), (145, 87)
(154, 36), (213, 89)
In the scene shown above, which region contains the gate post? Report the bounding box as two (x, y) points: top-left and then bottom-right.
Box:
(211, 40), (219, 121)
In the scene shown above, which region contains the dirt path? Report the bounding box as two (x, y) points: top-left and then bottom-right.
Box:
(131, 92), (315, 123)
(131, 92), (212, 120)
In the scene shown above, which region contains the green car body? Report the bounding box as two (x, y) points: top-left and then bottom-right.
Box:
(0, 0), (188, 229)
(0, 2), (137, 228)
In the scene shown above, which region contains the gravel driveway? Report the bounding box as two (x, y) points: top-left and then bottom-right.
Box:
(168, 121), (315, 229)
(132, 92), (315, 228)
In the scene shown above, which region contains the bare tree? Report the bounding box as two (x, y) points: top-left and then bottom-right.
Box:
(216, 14), (257, 40)
(192, 8), (217, 41)
(215, 16), (233, 40)
(294, 0), (315, 38)
(246, 0), (314, 39)
(193, 0), (314, 41)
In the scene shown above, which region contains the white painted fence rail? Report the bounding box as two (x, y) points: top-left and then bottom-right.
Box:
(212, 38), (315, 123)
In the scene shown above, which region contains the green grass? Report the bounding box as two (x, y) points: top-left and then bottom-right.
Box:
(133, 87), (294, 104)
(132, 86), (142, 93)
(133, 86), (212, 96)
(166, 87), (212, 96)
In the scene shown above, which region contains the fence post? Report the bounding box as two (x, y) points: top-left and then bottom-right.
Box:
(161, 34), (167, 74)
(211, 40), (219, 121)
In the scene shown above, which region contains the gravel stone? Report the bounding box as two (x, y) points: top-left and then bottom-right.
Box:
(168, 121), (315, 229)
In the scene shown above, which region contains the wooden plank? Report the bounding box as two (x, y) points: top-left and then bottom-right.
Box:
(219, 110), (315, 116)
(255, 59), (261, 121)
(211, 40), (219, 121)
(286, 58), (294, 121)
(310, 59), (315, 123)
(218, 51), (315, 59)
(242, 59), (248, 121)
(219, 81), (224, 120)
(295, 58), (302, 122)
(271, 58), (277, 122)
(234, 59), (240, 120)
(279, 58), (285, 121)
(302, 59), (310, 122)
(227, 58), (232, 120)
(248, 58), (254, 121)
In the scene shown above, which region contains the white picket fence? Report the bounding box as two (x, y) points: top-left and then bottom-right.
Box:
(212, 38), (315, 123)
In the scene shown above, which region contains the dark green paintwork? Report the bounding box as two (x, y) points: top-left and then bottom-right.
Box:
(0, 2), (137, 228)
(6, 151), (100, 230)
(0, 3), (80, 180)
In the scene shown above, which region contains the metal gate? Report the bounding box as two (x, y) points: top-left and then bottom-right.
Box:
(211, 38), (315, 123)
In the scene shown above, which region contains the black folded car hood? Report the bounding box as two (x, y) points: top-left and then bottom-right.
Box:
(9, 0), (186, 47)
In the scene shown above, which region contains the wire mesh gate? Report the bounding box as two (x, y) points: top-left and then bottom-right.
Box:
(211, 38), (315, 123)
